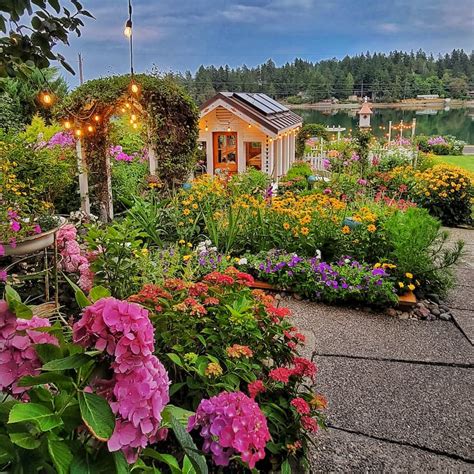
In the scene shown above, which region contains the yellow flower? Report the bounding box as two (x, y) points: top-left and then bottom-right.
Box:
(367, 224), (376, 233)
(408, 284), (415, 291)
(179, 239), (185, 245)
(405, 272), (413, 279)
(183, 209), (191, 216)
(205, 362), (223, 377)
(192, 203), (198, 209)
(141, 248), (149, 256)
(283, 222), (290, 230)
(187, 242), (193, 248)
(374, 263), (381, 269)
(398, 282), (404, 288)
(183, 255), (192, 262)
(300, 227), (309, 236)
(342, 225), (351, 234)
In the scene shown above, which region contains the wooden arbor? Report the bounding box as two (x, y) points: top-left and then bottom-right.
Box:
(58, 74), (199, 221)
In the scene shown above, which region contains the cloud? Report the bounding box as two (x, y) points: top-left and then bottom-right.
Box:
(376, 22), (401, 33)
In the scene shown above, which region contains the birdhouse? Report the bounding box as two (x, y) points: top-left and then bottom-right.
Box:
(358, 97), (373, 128)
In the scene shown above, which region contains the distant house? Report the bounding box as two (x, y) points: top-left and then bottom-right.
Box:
(199, 93), (303, 178)
(416, 94), (440, 100)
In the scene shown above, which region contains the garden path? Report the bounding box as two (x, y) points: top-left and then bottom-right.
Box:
(288, 227), (474, 472)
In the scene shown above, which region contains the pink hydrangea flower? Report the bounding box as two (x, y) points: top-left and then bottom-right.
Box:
(188, 391), (271, 469)
(56, 224), (94, 291)
(0, 244), (5, 256)
(0, 270), (6, 282)
(0, 300), (58, 397)
(73, 297), (170, 463)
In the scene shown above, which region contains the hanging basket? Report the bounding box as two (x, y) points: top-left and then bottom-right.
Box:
(1, 217), (66, 256)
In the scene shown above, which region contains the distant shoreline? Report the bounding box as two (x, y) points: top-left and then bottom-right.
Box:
(286, 99), (473, 110)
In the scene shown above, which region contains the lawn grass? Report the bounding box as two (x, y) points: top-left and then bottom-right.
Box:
(432, 155), (474, 173)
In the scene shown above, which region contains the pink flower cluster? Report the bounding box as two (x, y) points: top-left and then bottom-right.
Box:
(188, 391), (271, 469)
(73, 297), (170, 463)
(0, 300), (58, 397)
(57, 224), (94, 291)
(427, 136), (447, 146)
(109, 145), (136, 162)
(47, 132), (75, 148)
(0, 245), (6, 283)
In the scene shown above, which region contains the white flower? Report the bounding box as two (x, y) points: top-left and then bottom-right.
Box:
(344, 258), (350, 264)
(238, 258), (248, 265)
(315, 250), (322, 260)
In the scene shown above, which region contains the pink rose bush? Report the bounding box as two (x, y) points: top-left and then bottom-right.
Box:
(57, 224), (94, 291)
(0, 300), (58, 397)
(188, 391), (271, 469)
(73, 297), (170, 463)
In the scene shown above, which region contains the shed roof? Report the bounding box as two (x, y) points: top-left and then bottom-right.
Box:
(200, 92), (302, 134)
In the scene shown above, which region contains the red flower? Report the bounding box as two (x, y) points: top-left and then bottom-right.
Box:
(203, 296), (220, 306)
(226, 344), (253, 358)
(301, 416), (318, 433)
(188, 282), (209, 297)
(248, 380), (266, 399)
(292, 357), (317, 379)
(164, 278), (188, 291)
(291, 397), (310, 415)
(266, 305), (291, 319)
(269, 367), (293, 384)
(203, 272), (235, 286)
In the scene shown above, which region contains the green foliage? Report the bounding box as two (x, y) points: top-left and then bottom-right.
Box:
(384, 207), (464, 296)
(296, 123), (329, 158)
(228, 168), (271, 196)
(112, 160), (148, 209)
(0, 1), (92, 77)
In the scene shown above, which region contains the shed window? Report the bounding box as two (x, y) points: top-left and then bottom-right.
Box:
(245, 142), (262, 170)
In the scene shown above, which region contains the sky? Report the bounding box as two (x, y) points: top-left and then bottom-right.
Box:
(59, 0), (474, 86)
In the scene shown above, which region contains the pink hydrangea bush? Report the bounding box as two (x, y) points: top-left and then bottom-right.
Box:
(57, 224), (94, 291)
(0, 300), (58, 397)
(73, 297), (170, 463)
(188, 391), (271, 469)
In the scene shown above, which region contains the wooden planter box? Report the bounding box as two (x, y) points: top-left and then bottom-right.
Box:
(397, 290), (417, 309)
(249, 280), (277, 290)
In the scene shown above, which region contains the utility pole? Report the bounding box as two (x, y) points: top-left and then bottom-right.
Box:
(78, 53), (84, 85)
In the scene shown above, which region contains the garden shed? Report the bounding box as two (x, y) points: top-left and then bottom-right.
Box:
(199, 93), (302, 178)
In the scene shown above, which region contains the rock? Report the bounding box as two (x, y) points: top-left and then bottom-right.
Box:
(275, 293), (282, 300)
(363, 307), (372, 313)
(440, 313), (452, 321)
(416, 306), (431, 319)
(293, 293), (302, 301)
(427, 293), (441, 304)
(431, 308), (441, 317)
(385, 308), (397, 317)
(440, 304), (450, 312)
(399, 312), (410, 320)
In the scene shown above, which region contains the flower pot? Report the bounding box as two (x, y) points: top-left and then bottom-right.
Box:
(397, 290), (417, 308)
(1, 217), (66, 256)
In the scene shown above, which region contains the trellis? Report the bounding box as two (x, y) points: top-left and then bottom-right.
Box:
(57, 74), (199, 221)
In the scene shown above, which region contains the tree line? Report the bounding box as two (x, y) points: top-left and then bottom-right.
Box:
(173, 49), (474, 105)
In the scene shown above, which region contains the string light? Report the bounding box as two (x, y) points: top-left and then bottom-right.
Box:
(131, 82), (139, 94)
(131, 114), (137, 121)
(121, 107), (126, 113)
(132, 123), (138, 129)
(248, 123), (251, 128)
(94, 115), (100, 122)
(40, 92), (53, 106)
(64, 121), (71, 129)
(87, 124), (94, 133)
(126, 103), (131, 109)
(75, 129), (82, 137)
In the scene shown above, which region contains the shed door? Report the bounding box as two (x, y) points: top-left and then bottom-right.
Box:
(213, 132), (237, 174)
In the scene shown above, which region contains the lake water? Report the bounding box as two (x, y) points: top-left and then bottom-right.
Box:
(293, 107), (474, 144)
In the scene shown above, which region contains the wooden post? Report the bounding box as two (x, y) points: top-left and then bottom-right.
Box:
(388, 121), (392, 144)
(400, 120), (404, 139)
(411, 118), (416, 139)
(105, 151), (114, 221)
(148, 144), (157, 175)
(75, 139), (90, 215)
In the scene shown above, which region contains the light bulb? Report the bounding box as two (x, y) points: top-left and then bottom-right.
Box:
(248, 124), (251, 128)
(131, 114), (137, 121)
(124, 19), (132, 38)
(64, 121), (71, 129)
(94, 115), (100, 122)
(227, 126), (231, 132)
(41, 92), (52, 105)
(126, 103), (131, 109)
(133, 123), (138, 129)
(205, 126), (209, 132)
(131, 83), (139, 94)
(87, 125), (94, 133)
(121, 107), (126, 113)
(75, 129), (82, 137)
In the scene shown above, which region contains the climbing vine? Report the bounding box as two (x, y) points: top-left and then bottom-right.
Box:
(295, 123), (329, 158)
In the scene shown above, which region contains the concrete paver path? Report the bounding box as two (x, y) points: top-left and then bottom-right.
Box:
(289, 227), (474, 472)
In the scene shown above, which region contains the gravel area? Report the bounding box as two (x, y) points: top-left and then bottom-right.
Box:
(314, 356), (474, 460)
(287, 299), (474, 364)
(310, 428), (474, 473)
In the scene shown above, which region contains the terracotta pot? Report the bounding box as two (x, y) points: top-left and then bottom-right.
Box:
(2, 217), (66, 256)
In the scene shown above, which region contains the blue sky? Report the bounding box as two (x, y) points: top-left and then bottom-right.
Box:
(60, 0), (474, 86)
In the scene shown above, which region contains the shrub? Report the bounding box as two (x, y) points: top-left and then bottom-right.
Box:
(130, 269), (327, 470)
(413, 165), (474, 226)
